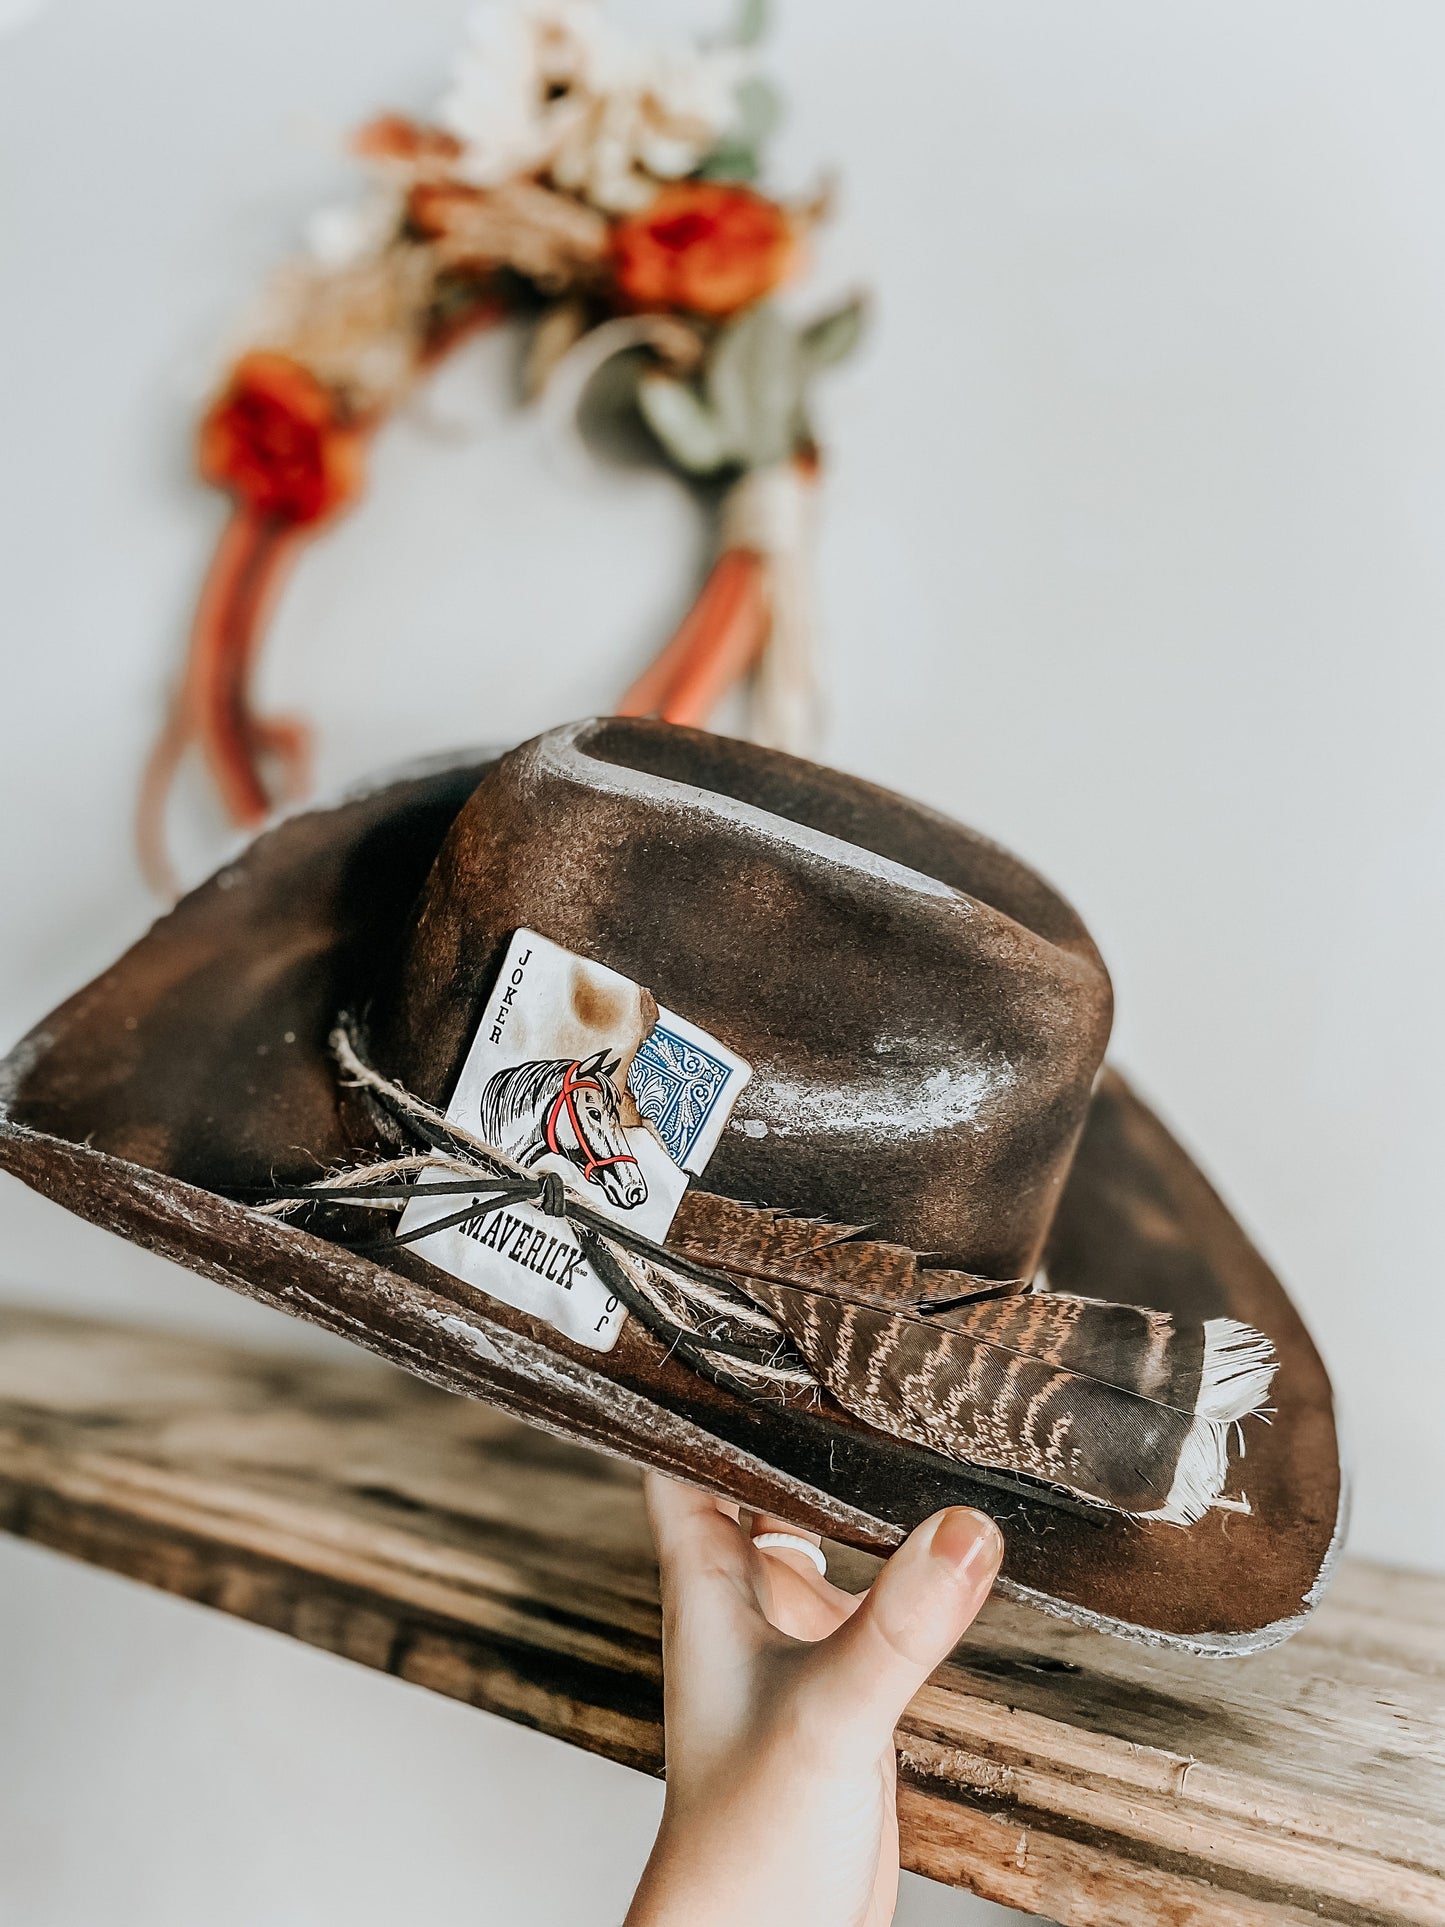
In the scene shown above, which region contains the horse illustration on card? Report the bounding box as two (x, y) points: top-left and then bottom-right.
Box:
(476, 1050), (648, 1210)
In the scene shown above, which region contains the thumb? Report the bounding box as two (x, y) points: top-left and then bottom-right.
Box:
(809, 1508), (1003, 1749)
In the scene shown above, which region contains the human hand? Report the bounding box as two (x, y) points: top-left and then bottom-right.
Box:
(625, 1475), (1003, 1927)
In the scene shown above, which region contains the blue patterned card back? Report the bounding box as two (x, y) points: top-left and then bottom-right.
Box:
(628, 1023), (736, 1169)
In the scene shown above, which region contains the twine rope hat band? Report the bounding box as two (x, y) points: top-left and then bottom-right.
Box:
(258, 1024), (817, 1391)
(232, 1024), (1103, 1525)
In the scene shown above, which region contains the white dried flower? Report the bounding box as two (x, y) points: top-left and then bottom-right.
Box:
(439, 0), (747, 215)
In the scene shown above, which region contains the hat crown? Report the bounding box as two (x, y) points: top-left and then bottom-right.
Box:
(379, 718), (1113, 1278)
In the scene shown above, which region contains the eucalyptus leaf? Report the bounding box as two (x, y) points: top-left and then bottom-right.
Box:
(733, 0), (768, 47)
(694, 140), (760, 183)
(799, 298), (867, 372)
(706, 304), (804, 470)
(733, 74), (783, 147)
(637, 374), (730, 474)
(697, 73), (781, 181)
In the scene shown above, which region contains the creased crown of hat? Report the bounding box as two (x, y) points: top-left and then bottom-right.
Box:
(376, 717), (1112, 1281)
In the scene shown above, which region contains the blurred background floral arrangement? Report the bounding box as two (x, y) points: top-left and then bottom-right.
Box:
(139, 0), (864, 895)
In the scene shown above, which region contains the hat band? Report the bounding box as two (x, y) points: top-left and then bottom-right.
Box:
(231, 1021), (1101, 1525)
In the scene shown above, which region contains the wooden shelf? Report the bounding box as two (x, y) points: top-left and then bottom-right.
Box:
(0, 1306), (1438, 1926)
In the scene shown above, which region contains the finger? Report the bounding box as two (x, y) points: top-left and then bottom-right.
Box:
(644, 1473), (779, 1654)
(644, 1477), (779, 1738)
(644, 1473), (747, 1582)
(738, 1509), (858, 1636)
(808, 1507), (1002, 1749)
(752, 1549), (858, 1642)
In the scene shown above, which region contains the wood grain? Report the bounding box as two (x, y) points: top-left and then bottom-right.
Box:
(0, 1306), (1435, 1926)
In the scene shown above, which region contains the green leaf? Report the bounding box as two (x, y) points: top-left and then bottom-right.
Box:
(706, 304), (804, 469)
(694, 141), (760, 183)
(733, 74), (783, 147)
(695, 75), (782, 181)
(636, 374), (731, 474)
(799, 297), (867, 373)
(733, 0), (768, 47)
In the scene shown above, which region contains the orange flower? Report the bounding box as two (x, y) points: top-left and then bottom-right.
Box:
(611, 182), (795, 317)
(198, 353), (365, 525)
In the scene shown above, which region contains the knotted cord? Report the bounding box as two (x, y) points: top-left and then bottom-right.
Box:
(236, 1024), (1109, 1523)
(239, 1023), (817, 1398)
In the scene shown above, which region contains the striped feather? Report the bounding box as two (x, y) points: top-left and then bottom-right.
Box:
(669, 1191), (1275, 1523)
(668, 1190), (1021, 1309)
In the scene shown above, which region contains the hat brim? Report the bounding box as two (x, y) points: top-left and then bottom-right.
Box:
(0, 755), (1344, 1652)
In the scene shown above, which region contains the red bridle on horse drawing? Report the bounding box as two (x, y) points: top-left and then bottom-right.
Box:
(545, 1059), (642, 1190)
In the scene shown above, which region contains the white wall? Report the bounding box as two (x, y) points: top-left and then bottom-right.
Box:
(2, 1), (1442, 1920)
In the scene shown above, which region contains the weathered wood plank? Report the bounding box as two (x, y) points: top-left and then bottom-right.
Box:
(0, 1307), (1438, 1926)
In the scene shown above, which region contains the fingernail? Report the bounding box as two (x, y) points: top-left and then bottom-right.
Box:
(930, 1508), (1003, 1595)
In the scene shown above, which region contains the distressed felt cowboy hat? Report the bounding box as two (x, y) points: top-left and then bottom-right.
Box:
(0, 718), (1343, 1652)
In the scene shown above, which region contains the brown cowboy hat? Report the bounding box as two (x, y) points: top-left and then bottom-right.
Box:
(0, 719), (1343, 1652)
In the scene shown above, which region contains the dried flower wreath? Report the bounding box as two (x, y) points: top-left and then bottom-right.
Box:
(138, 0), (864, 895)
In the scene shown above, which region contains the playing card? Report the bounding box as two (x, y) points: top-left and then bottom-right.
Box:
(397, 930), (750, 1351)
